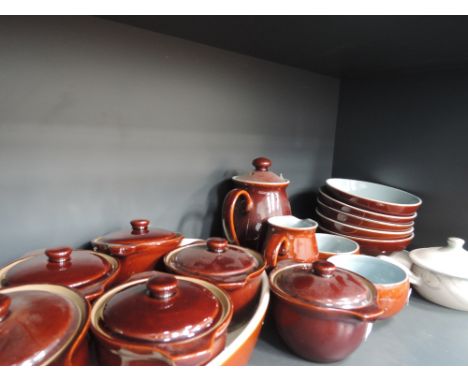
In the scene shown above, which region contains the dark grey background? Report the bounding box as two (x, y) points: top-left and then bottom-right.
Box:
(333, 70), (468, 248)
(0, 16), (339, 264)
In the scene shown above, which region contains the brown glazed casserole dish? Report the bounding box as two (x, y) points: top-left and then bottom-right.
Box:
(92, 219), (183, 283)
(164, 237), (265, 319)
(90, 271), (233, 365)
(269, 260), (383, 363)
(0, 284), (90, 365)
(0, 246), (119, 302)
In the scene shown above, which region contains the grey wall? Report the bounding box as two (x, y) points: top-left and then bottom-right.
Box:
(0, 16), (340, 264)
(333, 70), (468, 248)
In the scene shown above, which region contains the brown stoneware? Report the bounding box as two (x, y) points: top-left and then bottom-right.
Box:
(319, 226), (415, 255)
(92, 219), (183, 284)
(263, 215), (319, 268)
(164, 237), (265, 319)
(316, 209), (414, 240)
(0, 284), (90, 365)
(91, 271), (233, 365)
(317, 199), (414, 231)
(269, 260), (383, 363)
(329, 255), (411, 320)
(0, 247), (120, 302)
(318, 188), (417, 224)
(222, 157), (292, 251)
(325, 178), (422, 216)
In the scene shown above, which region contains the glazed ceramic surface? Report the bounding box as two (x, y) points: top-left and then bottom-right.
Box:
(207, 272), (270, 366)
(91, 271), (233, 365)
(318, 188), (417, 223)
(263, 215), (319, 268)
(92, 219), (183, 284)
(269, 260), (382, 363)
(329, 254), (410, 319)
(164, 237), (265, 319)
(317, 199), (414, 231)
(319, 226), (414, 255)
(0, 247), (119, 302)
(222, 157), (291, 252)
(316, 209), (414, 240)
(326, 178), (422, 216)
(0, 284), (90, 366)
(316, 233), (360, 260)
(385, 238), (468, 311)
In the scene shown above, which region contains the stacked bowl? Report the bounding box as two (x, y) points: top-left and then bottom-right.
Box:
(315, 179), (422, 255)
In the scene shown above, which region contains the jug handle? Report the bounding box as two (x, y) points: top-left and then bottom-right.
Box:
(222, 188), (253, 245)
(264, 235), (291, 268)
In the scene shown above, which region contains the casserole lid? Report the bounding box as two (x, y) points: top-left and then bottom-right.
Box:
(409, 237), (468, 279)
(99, 272), (223, 343)
(270, 260), (375, 309)
(164, 238), (264, 283)
(0, 284), (86, 365)
(92, 219), (182, 255)
(232, 157), (289, 185)
(1, 247), (113, 290)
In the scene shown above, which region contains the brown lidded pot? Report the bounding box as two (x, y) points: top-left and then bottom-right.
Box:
(0, 284), (90, 365)
(164, 237), (265, 319)
(269, 260), (383, 363)
(91, 271), (233, 365)
(0, 247), (119, 302)
(92, 219), (183, 284)
(222, 157), (292, 252)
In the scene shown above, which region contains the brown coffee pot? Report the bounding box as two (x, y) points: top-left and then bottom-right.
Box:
(222, 157), (291, 251)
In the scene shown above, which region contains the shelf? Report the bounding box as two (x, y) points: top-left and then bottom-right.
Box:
(249, 293), (468, 365)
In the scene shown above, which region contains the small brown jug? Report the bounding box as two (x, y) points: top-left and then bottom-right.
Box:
(263, 215), (319, 268)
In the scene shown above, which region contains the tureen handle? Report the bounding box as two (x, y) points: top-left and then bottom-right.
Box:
(378, 252), (422, 285)
(222, 188), (254, 245)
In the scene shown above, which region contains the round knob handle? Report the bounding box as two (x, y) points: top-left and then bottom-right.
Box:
(45, 247), (72, 263)
(131, 219), (150, 234)
(447, 237), (465, 249)
(252, 157), (272, 172)
(0, 294), (11, 322)
(207, 237), (228, 253)
(313, 260), (336, 278)
(147, 273), (178, 299)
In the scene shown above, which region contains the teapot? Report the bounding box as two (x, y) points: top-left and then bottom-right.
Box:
(222, 157), (291, 251)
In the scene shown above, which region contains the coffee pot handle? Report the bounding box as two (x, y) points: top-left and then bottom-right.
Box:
(222, 188), (253, 245)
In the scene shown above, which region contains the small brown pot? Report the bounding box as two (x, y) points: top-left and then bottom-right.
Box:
(269, 260), (383, 363)
(164, 237), (265, 320)
(92, 219), (183, 284)
(0, 247), (120, 302)
(90, 271), (233, 366)
(0, 284), (90, 366)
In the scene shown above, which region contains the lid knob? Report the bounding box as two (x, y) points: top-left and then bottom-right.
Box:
(313, 260), (336, 278)
(447, 237), (465, 249)
(207, 237), (228, 253)
(252, 157), (272, 172)
(131, 219), (150, 235)
(45, 247), (72, 263)
(147, 273), (178, 299)
(0, 294), (11, 322)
